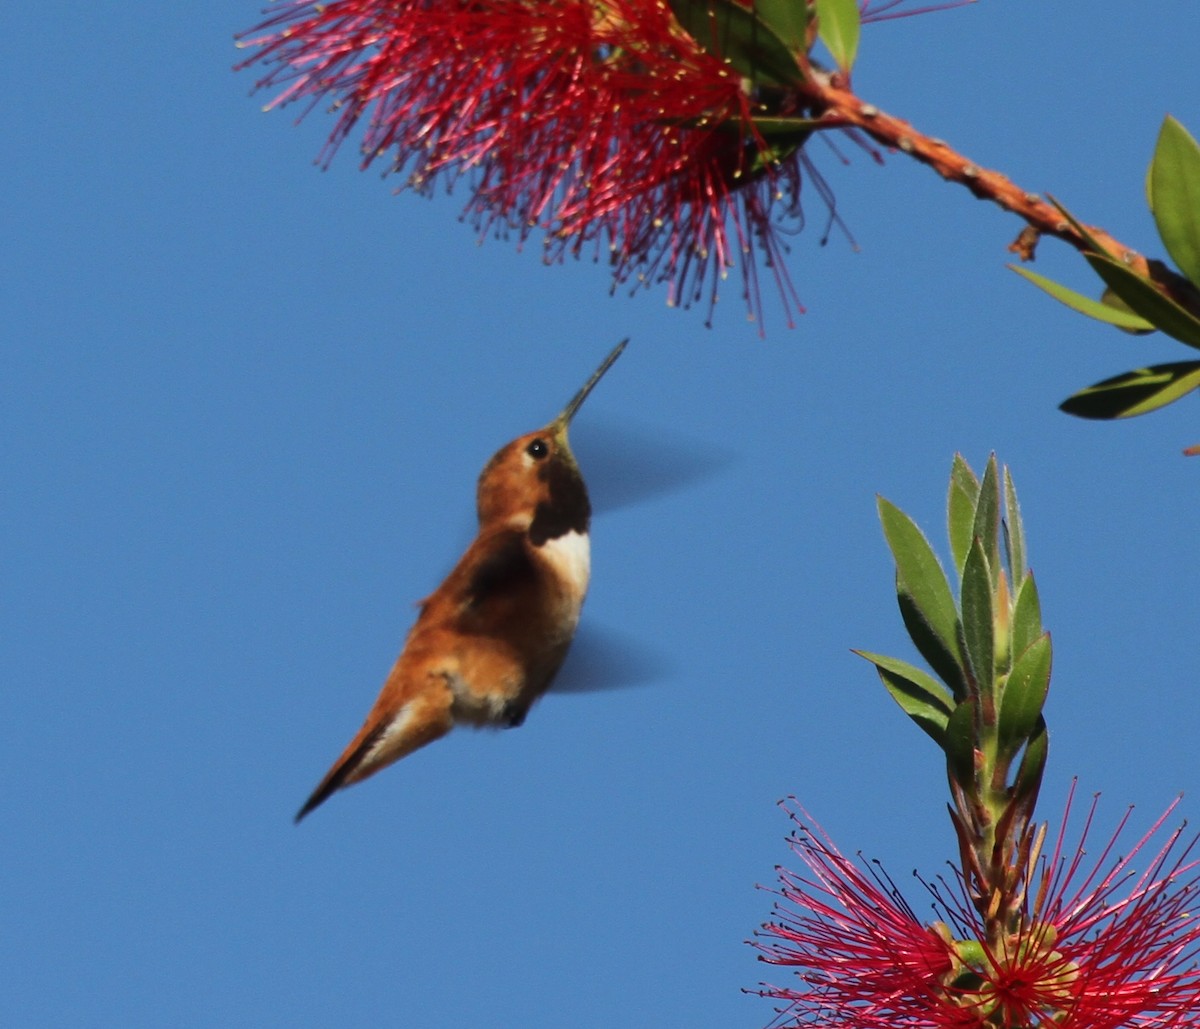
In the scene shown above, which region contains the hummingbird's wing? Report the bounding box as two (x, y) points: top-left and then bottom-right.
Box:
(552, 623), (674, 694)
(460, 528), (538, 614)
(573, 421), (733, 513)
(411, 527), (537, 623)
(432, 525), (579, 728)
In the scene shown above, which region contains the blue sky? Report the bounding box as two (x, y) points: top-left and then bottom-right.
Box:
(5, 3), (1199, 1026)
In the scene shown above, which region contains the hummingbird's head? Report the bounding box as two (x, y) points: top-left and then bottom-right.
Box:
(475, 340), (627, 544)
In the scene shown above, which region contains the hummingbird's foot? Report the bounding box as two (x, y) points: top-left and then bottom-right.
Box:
(502, 702), (529, 728)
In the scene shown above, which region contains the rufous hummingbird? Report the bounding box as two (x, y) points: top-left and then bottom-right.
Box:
(295, 339), (628, 822)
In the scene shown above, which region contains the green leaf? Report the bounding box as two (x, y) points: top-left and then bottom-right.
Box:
(740, 118), (816, 172)
(1047, 195), (1108, 255)
(854, 650), (953, 747)
(878, 496), (964, 677)
(944, 702), (978, 793)
(1149, 116), (1200, 287)
(998, 634), (1052, 757)
(1009, 265), (1156, 331)
(960, 538), (994, 700)
(1085, 253), (1200, 351)
(1101, 288), (1158, 335)
(750, 115), (822, 137)
(1060, 361), (1200, 419)
(1010, 573), (1043, 661)
(814, 0), (860, 71)
(947, 454), (980, 576)
(1001, 466), (1026, 586)
(668, 0), (802, 87)
(971, 455), (1001, 586)
(746, 136), (811, 176)
(897, 588), (968, 701)
(1012, 717), (1048, 803)
(752, 0), (812, 53)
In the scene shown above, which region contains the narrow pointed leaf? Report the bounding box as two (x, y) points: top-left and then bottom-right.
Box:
(753, 0), (813, 53)
(949, 453), (980, 500)
(1060, 361), (1200, 419)
(897, 588), (967, 700)
(751, 115), (822, 137)
(1048, 195), (1108, 255)
(971, 455), (1001, 585)
(745, 137), (813, 178)
(1010, 265), (1156, 331)
(1101, 288), (1158, 334)
(947, 454), (980, 575)
(1085, 253), (1200, 350)
(1002, 466), (1026, 585)
(855, 650), (953, 746)
(944, 702), (978, 793)
(1010, 573), (1043, 661)
(814, 0), (860, 71)
(998, 634), (1052, 757)
(960, 538), (994, 700)
(668, 0), (802, 86)
(1013, 718), (1048, 802)
(878, 496), (963, 676)
(1149, 116), (1200, 287)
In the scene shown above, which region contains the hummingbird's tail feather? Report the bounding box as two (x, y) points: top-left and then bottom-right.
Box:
(294, 679), (456, 823)
(294, 724), (387, 823)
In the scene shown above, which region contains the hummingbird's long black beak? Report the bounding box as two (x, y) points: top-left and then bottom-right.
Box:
(556, 338), (628, 428)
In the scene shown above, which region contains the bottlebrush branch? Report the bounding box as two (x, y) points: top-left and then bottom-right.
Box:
(752, 455), (1200, 1027)
(233, 0), (978, 331)
(801, 72), (1146, 273)
(237, 0), (1200, 425)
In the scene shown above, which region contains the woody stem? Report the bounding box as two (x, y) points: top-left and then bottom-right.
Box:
(790, 70), (1199, 314)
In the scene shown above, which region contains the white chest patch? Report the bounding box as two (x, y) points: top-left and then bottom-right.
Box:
(539, 529), (591, 597)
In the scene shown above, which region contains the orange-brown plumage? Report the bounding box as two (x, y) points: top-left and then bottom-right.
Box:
(295, 341), (626, 822)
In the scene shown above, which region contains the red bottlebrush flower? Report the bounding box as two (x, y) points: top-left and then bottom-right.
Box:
(236, 1), (949, 330)
(753, 791), (1200, 1028)
(752, 803), (959, 1027)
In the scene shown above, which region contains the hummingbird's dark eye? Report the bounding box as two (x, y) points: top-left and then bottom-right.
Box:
(526, 438), (549, 460)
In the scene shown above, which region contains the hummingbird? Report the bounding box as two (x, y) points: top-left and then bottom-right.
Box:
(295, 339), (628, 822)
